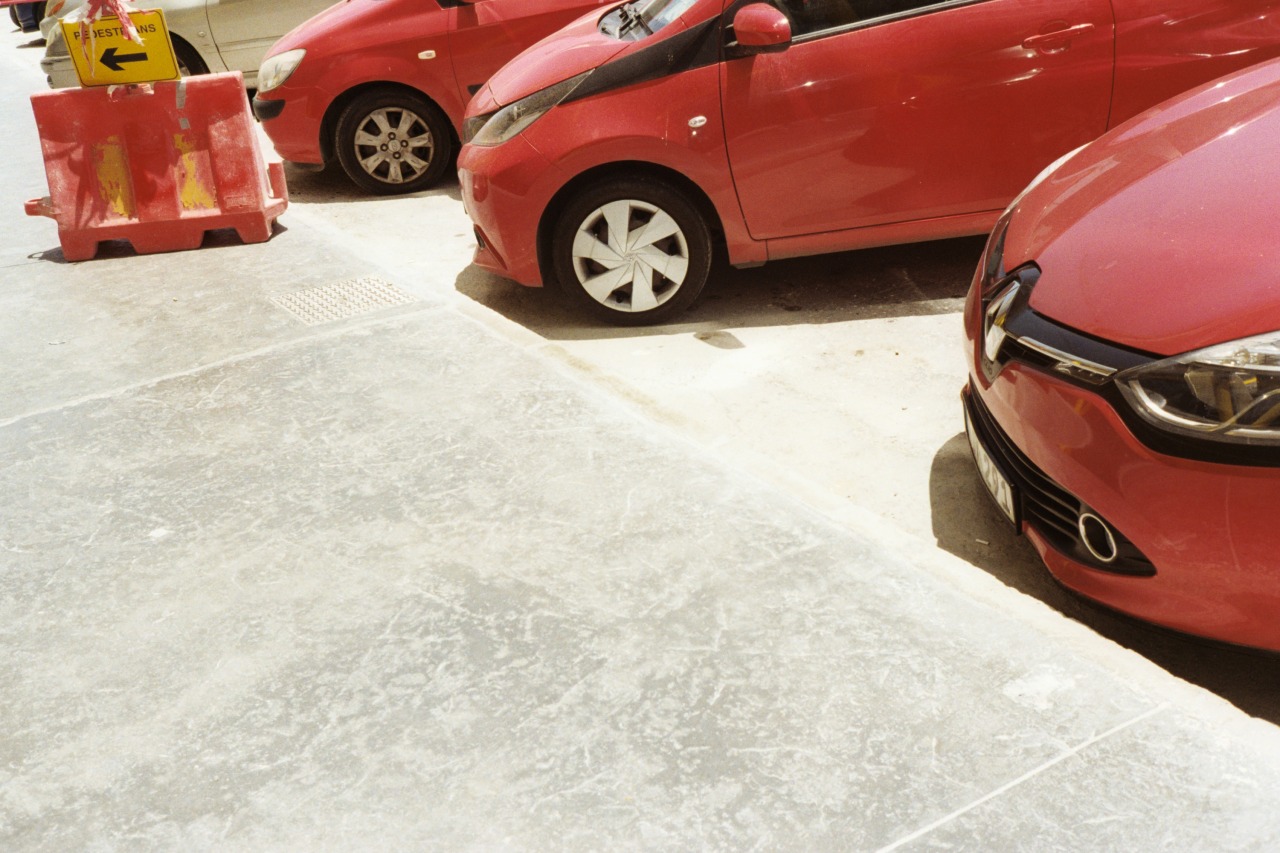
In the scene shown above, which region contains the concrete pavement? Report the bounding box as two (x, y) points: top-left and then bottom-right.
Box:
(4, 24), (1280, 851)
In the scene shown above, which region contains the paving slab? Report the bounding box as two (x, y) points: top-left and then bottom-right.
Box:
(5, 265), (1280, 849)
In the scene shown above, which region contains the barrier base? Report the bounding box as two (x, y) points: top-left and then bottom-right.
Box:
(26, 163), (288, 262)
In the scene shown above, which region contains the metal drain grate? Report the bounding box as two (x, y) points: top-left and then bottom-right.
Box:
(271, 276), (417, 326)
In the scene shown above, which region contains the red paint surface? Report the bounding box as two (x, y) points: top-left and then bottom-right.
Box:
(1009, 59), (1280, 355)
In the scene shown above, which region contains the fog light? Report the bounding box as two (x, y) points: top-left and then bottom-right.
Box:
(1078, 511), (1119, 564)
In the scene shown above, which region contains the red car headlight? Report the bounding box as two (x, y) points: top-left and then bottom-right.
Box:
(1118, 333), (1280, 445)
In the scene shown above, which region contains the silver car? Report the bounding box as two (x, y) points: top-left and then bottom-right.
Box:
(40, 0), (334, 89)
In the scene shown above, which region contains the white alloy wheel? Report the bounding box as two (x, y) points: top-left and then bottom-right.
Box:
(551, 178), (713, 325)
(571, 199), (692, 313)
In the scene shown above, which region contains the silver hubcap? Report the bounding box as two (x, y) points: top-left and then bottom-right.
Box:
(352, 107), (435, 185)
(571, 199), (689, 313)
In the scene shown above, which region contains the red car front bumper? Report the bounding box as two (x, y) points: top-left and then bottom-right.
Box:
(963, 291), (1280, 650)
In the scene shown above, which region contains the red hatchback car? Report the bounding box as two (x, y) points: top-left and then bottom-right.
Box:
(252, 0), (611, 194)
(459, 0), (1280, 324)
(964, 57), (1280, 650)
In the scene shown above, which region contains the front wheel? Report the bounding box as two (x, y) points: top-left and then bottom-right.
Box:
(334, 90), (452, 195)
(550, 178), (712, 326)
(172, 38), (209, 77)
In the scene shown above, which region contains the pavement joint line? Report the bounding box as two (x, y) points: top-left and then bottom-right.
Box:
(0, 258), (47, 271)
(0, 302), (446, 432)
(874, 702), (1171, 852)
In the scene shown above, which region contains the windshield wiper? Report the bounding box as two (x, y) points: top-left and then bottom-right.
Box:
(617, 1), (653, 36)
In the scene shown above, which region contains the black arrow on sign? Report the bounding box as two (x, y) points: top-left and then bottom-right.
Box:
(100, 47), (148, 72)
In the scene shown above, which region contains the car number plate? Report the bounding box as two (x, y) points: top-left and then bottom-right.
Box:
(965, 409), (1018, 526)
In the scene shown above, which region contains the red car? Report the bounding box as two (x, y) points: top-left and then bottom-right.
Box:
(458, 0), (1280, 325)
(252, 0), (612, 194)
(964, 57), (1280, 650)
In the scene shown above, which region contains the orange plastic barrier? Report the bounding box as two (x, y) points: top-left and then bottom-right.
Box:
(25, 71), (287, 261)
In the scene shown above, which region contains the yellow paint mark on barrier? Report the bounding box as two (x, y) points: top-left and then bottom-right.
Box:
(173, 134), (216, 210)
(93, 136), (134, 219)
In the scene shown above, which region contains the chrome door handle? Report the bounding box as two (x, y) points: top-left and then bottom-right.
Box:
(1023, 23), (1095, 51)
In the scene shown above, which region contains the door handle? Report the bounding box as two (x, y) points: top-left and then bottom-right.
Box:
(1023, 23), (1095, 51)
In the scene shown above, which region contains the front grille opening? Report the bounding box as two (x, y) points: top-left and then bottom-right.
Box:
(965, 389), (1156, 577)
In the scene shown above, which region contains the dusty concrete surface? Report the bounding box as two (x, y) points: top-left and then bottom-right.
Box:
(5, 22), (1280, 850)
(281, 153), (1280, 723)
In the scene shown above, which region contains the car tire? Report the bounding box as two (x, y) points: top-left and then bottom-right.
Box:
(334, 90), (451, 195)
(172, 38), (209, 77)
(15, 2), (46, 32)
(550, 177), (712, 326)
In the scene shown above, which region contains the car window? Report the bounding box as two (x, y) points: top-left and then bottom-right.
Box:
(640, 0), (700, 29)
(773, 0), (948, 38)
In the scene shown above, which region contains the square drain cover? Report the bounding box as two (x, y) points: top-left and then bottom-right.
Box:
(272, 276), (417, 326)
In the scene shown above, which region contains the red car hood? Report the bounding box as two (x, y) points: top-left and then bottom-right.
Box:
(268, 0), (374, 56)
(1007, 59), (1280, 357)
(476, 9), (664, 111)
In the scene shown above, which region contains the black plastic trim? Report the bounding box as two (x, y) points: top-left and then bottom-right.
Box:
(563, 17), (721, 105)
(980, 267), (1280, 468)
(964, 389), (1157, 577)
(251, 96), (285, 122)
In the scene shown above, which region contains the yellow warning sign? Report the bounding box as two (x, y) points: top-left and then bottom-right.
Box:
(61, 10), (180, 87)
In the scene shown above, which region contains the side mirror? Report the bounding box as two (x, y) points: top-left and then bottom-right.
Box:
(732, 3), (792, 54)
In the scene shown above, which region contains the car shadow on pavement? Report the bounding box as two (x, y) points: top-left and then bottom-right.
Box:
(456, 235), (987, 340)
(929, 432), (1280, 725)
(282, 165), (463, 206)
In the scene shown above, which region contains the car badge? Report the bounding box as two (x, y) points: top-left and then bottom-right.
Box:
(983, 281), (1021, 363)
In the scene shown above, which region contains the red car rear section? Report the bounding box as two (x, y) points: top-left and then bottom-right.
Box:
(1112, 0), (1280, 126)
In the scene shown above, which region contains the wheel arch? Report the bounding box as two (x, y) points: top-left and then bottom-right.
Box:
(536, 161), (726, 288)
(319, 82), (459, 167)
(169, 33), (210, 76)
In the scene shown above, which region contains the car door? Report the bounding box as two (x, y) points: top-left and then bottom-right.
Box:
(448, 0), (609, 104)
(205, 0), (337, 75)
(720, 0), (1116, 241)
(1111, 0), (1280, 126)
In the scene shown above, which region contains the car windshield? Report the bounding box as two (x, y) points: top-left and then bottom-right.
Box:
(601, 0), (701, 39)
(636, 0), (700, 28)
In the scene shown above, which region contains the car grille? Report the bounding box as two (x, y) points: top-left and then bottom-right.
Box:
(965, 388), (1156, 577)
